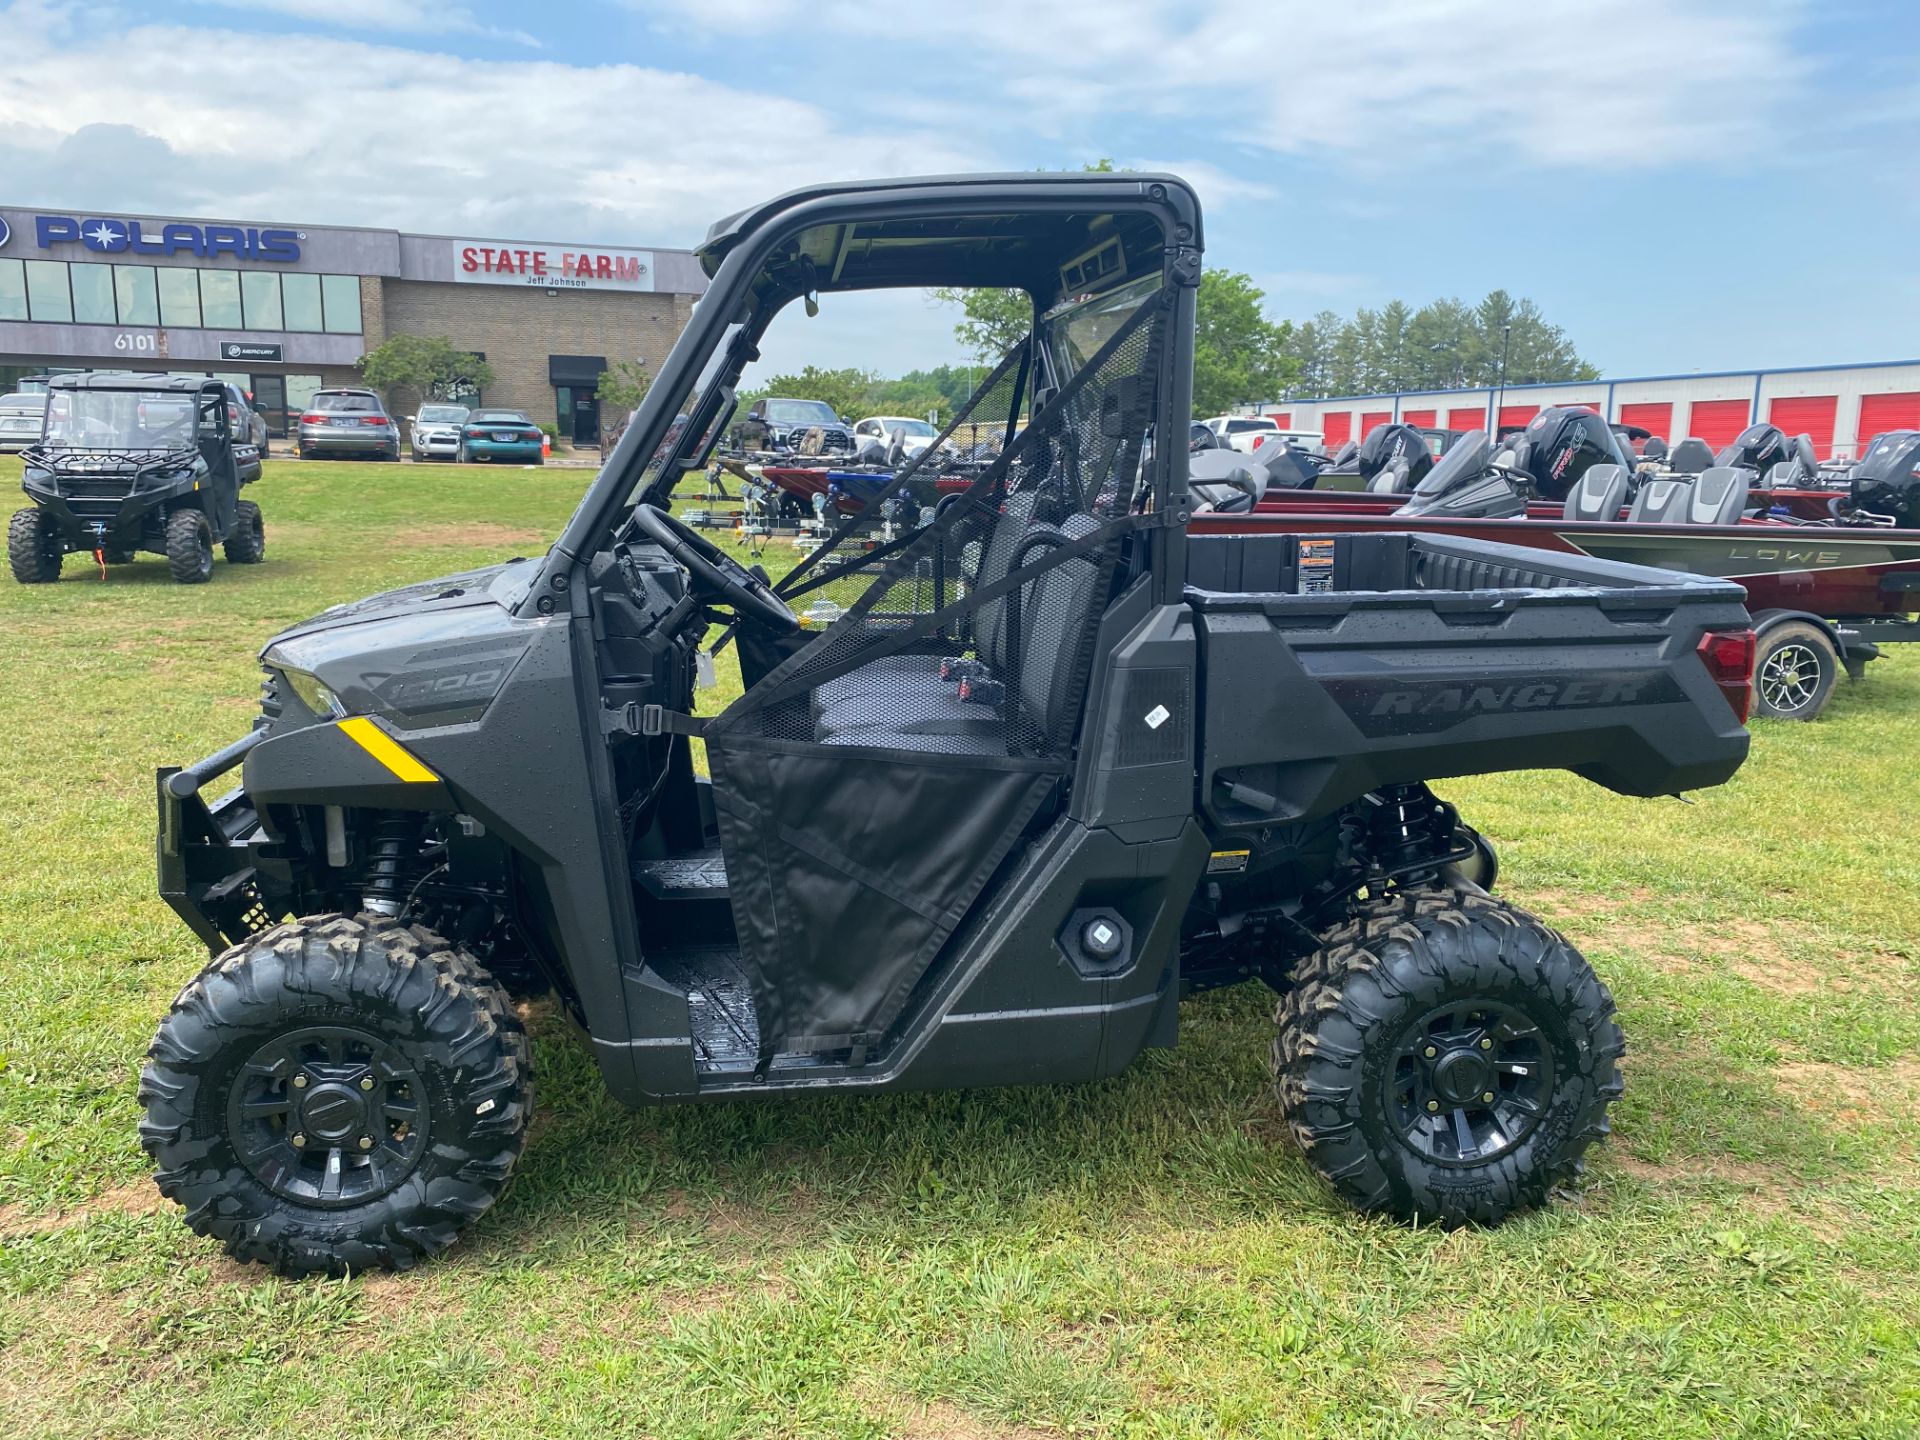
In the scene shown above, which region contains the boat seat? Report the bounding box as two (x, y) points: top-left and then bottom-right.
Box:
(1687, 466), (1750, 525)
(1628, 476), (1695, 523)
(1668, 437), (1715, 474)
(1562, 463), (1629, 522)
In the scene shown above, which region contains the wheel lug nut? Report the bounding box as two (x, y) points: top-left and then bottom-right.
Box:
(1426, 1100), (1440, 1113)
(358, 1136), (374, 1150)
(1479, 1038), (1492, 1051)
(291, 1074), (308, 1088)
(1482, 1091), (1495, 1103)
(291, 1132), (307, 1147)
(1423, 1046), (1437, 1059)
(359, 1076), (375, 1091)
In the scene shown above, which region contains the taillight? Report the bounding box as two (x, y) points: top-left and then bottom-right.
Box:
(362, 416), (388, 427)
(300, 412), (323, 425)
(1697, 628), (1756, 724)
(466, 427), (485, 439)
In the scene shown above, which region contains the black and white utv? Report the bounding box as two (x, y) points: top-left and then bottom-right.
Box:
(143, 174), (1754, 1275)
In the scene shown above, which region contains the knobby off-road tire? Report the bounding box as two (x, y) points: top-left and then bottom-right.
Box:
(164, 509), (214, 584)
(139, 915), (533, 1276)
(8, 507), (62, 583)
(1273, 889), (1623, 1226)
(224, 499), (266, 564)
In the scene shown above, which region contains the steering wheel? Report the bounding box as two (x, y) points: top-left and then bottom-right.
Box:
(630, 502), (800, 635)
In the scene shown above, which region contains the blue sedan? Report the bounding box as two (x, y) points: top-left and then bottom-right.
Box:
(460, 408), (546, 464)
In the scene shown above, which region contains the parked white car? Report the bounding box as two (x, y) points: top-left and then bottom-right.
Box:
(1201, 415), (1325, 457)
(409, 404), (471, 462)
(851, 415), (941, 459)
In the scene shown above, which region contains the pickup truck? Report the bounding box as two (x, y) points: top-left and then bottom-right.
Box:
(140, 171), (1753, 1278)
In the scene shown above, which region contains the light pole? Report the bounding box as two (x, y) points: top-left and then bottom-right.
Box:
(1491, 323), (1512, 436)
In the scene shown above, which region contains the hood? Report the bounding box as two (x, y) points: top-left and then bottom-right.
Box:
(269, 559), (539, 647)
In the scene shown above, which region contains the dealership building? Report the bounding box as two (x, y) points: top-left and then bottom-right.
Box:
(1252, 359), (1920, 461)
(0, 206), (708, 443)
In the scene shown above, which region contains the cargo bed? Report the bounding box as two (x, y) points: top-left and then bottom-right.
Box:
(1187, 531), (1754, 825)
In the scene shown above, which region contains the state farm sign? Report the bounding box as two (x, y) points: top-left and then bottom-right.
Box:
(453, 241), (654, 292)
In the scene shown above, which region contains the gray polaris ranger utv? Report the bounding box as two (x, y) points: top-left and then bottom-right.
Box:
(10, 374), (265, 584)
(142, 174), (1756, 1276)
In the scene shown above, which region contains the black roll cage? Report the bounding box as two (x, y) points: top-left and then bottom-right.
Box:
(527, 174), (1203, 615)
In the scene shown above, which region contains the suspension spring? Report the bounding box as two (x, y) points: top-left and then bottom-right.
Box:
(1363, 784), (1458, 883)
(361, 819), (417, 916)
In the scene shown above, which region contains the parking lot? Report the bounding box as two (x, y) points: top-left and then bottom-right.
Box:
(2, 454), (1916, 1437)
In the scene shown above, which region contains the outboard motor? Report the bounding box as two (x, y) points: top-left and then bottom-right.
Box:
(1392, 430), (1525, 519)
(1327, 439), (1359, 469)
(1356, 422), (1434, 494)
(1519, 406), (1634, 502)
(1847, 429), (1920, 526)
(1257, 443), (1320, 490)
(1716, 422), (1791, 475)
(854, 439), (888, 467)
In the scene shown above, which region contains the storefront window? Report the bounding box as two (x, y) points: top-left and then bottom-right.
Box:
(241, 271), (282, 330)
(114, 266), (158, 326)
(286, 374), (324, 414)
(157, 268), (201, 328)
(71, 264), (116, 325)
(0, 260), (25, 322)
(199, 271), (242, 329)
(281, 273), (323, 332)
(25, 261), (72, 322)
(321, 274), (361, 334)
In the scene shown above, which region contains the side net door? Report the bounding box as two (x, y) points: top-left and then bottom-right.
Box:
(704, 280), (1170, 1063)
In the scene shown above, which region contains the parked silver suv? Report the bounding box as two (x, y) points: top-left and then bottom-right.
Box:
(0, 390), (48, 453)
(409, 403), (470, 462)
(296, 388), (400, 461)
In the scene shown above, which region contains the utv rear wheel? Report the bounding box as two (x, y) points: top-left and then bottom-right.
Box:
(1754, 622), (1837, 721)
(1273, 890), (1623, 1227)
(164, 509), (214, 584)
(224, 500), (266, 564)
(8, 508), (62, 583)
(138, 915), (532, 1276)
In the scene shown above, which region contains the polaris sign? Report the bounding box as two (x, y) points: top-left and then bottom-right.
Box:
(34, 216), (302, 263)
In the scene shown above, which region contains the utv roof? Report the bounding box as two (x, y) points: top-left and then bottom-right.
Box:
(695, 172), (1204, 289)
(47, 372), (219, 393)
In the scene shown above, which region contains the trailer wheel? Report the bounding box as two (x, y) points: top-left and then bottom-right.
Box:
(1754, 622), (1837, 720)
(1273, 890), (1622, 1227)
(8, 508), (63, 583)
(139, 914), (532, 1277)
(165, 510), (214, 584)
(224, 500), (266, 564)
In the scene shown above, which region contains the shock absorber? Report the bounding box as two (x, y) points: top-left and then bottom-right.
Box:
(360, 818), (417, 916)
(1363, 783), (1458, 886)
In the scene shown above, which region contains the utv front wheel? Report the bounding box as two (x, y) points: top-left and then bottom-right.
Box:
(8, 508), (62, 583)
(139, 915), (533, 1276)
(1273, 890), (1623, 1226)
(164, 510), (214, 584)
(224, 500), (266, 564)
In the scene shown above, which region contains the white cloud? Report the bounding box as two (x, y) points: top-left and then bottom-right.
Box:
(196, 0), (542, 48)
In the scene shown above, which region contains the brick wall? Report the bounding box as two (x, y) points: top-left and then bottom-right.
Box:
(373, 279), (690, 428)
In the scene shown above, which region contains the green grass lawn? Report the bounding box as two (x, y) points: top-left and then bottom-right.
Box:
(1, 457), (1917, 1438)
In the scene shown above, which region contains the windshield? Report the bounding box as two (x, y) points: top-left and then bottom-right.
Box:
(418, 405), (468, 423)
(766, 399), (839, 426)
(1226, 418), (1274, 434)
(44, 388), (207, 449)
(312, 392), (380, 413)
(872, 418), (936, 438)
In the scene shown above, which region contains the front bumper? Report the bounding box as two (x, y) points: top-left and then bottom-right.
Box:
(157, 730), (271, 952)
(414, 433), (462, 457)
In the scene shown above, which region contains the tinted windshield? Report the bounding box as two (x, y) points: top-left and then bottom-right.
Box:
(766, 399), (839, 426)
(873, 418), (936, 438)
(418, 405), (468, 423)
(312, 393), (381, 412)
(1226, 418), (1274, 434)
(472, 410), (533, 424)
(44, 388), (206, 449)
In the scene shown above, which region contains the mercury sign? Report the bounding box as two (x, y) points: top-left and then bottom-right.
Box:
(454, 241), (654, 292)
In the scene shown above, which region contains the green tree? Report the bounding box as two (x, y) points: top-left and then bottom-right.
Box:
(355, 334), (493, 413)
(739, 365), (878, 423)
(1190, 269), (1298, 417)
(595, 359), (653, 447)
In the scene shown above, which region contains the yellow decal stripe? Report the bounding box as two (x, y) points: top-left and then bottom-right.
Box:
(337, 716), (439, 784)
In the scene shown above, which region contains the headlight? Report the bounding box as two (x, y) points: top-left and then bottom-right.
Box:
(279, 667), (346, 718)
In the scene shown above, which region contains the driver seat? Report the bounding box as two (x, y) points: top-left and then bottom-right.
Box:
(1562, 464), (1628, 522)
(1668, 437), (1715, 474)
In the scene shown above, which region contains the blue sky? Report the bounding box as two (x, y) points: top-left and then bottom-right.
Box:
(2, 0), (1917, 385)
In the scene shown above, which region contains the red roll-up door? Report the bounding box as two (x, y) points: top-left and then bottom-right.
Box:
(1617, 401), (1673, 445)
(1558, 399), (1602, 414)
(1401, 409), (1436, 429)
(1768, 395), (1838, 459)
(1265, 411), (1291, 429)
(1497, 404), (1539, 430)
(1687, 398), (1750, 451)
(1323, 412), (1352, 449)
(1448, 405), (1488, 430)
(1858, 392), (1920, 449)
(1360, 410), (1392, 440)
